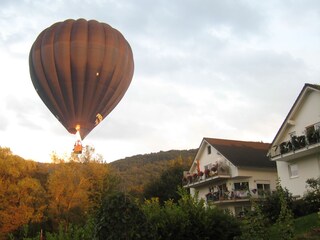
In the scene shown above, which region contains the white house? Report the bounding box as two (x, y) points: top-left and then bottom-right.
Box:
(183, 138), (278, 216)
(267, 83), (320, 198)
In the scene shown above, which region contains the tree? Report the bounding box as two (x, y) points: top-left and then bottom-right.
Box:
(274, 182), (294, 240)
(78, 145), (103, 163)
(303, 177), (320, 214)
(237, 199), (269, 240)
(46, 150), (118, 231)
(260, 183), (294, 223)
(0, 147), (46, 238)
(242, 180), (294, 240)
(47, 162), (91, 228)
(143, 163), (185, 204)
(94, 192), (153, 240)
(142, 188), (241, 240)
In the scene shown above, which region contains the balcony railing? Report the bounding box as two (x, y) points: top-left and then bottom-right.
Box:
(270, 129), (320, 158)
(182, 165), (231, 187)
(206, 189), (270, 203)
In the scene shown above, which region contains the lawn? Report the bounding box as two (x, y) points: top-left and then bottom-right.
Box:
(293, 213), (320, 239)
(268, 213), (320, 239)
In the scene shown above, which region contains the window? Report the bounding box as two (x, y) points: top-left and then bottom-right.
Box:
(207, 146), (211, 155)
(257, 183), (270, 197)
(289, 164), (299, 178)
(234, 182), (249, 190)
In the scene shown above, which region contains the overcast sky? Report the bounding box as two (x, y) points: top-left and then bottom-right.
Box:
(0, 0), (319, 163)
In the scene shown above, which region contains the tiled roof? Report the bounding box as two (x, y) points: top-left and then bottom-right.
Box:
(204, 138), (276, 168)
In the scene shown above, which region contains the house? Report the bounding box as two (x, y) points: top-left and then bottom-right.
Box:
(183, 138), (278, 216)
(267, 83), (320, 198)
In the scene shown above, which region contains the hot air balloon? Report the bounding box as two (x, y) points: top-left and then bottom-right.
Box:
(29, 19), (134, 153)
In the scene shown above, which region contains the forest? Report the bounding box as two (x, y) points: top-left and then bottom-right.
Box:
(1, 146), (320, 240)
(0, 146), (196, 239)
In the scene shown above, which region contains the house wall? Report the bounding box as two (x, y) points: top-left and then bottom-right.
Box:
(191, 168), (278, 215)
(274, 89), (320, 197)
(276, 153), (320, 197)
(189, 139), (278, 216)
(237, 168), (278, 190)
(192, 142), (236, 176)
(278, 90), (320, 143)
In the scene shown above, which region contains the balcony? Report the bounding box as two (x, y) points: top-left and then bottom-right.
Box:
(270, 129), (320, 161)
(182, 164), (231, 188)
(206, 189), (269, 205)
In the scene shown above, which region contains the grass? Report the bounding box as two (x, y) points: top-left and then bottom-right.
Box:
(293, 213), (320, 239)
(268, 213), (320, 239)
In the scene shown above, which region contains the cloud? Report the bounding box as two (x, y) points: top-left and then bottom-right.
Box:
(0, 0), (320, 162)
(0, 114), (9, 131)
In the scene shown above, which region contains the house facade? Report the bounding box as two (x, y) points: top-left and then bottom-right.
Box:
(183, 138), (278, 216)
(268, 83), (320, 198)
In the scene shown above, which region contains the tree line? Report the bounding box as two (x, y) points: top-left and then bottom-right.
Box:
(1, 146), (320, 239)
(0, 146), (195, 239)
(0, 146), (117, 239)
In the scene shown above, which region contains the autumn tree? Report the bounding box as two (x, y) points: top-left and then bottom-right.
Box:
(47, 162), (91, 228)
(0, 147), (46, 239)
(47, 147), (118, 231)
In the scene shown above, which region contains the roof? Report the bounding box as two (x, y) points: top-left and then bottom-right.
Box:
(268, 83), (320, 151)
(204, 138), (275, 169)
(306, 83), (320, 91)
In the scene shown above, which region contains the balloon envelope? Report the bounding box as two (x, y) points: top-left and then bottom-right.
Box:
(29, 19), (134, 139)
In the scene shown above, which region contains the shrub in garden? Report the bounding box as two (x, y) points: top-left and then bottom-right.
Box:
(94, 192), (153, 240)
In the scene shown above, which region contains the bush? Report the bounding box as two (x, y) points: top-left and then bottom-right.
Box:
(303, 178), (320, 214)
(142, 188), (241, 240)
(260, 186), (294, 223)
(94, 192), (153, 240)
(292, 177), (320, 218)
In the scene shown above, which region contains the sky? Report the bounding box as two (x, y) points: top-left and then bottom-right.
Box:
(0, 0), (320, 163)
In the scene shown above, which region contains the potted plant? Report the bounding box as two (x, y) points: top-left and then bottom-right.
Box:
(187, 174), (193, 183)
(211, 164), (217, 172)
(193, 173), (198, 180)
(204, 169), (210, 178)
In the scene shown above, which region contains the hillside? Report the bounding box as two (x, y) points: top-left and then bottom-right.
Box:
(110, 149), (197, 196)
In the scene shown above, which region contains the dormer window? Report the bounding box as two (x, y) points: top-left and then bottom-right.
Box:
(207, 146), (211, 155)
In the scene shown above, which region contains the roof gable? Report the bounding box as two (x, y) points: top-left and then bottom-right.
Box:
(269, 83), (320, 151)
(203, 138), (275, 168)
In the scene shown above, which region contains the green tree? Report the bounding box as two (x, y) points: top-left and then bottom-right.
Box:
(274, 182), (294, 240)
(237, 199), (269, 240)
(260, 184), (293, 223)
(303, 177), (320, 214)
(94, 192), (153, 240)
(142, 188), (241, 240)
(142, 197), (188, 239)
(143, 163), (185, 204)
